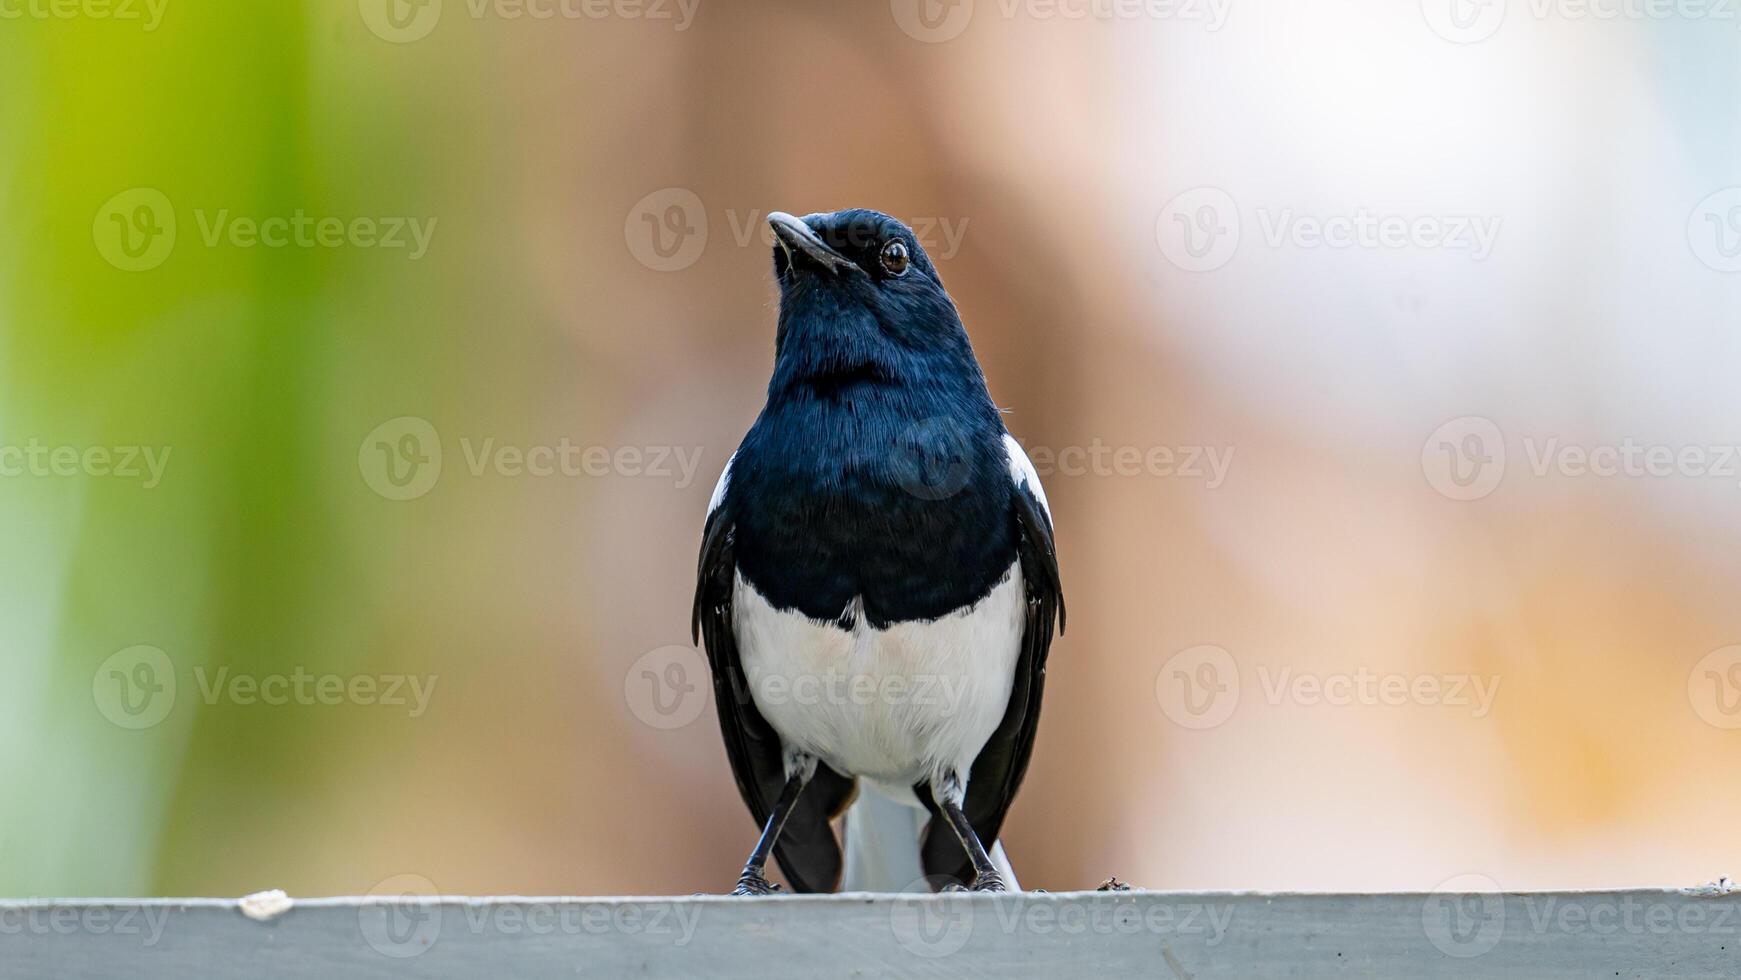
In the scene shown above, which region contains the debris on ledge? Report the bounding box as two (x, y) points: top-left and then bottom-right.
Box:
(239, 889), (293, 922)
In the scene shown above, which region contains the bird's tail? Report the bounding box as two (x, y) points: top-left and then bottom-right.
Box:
(841, 781), (1020, 892)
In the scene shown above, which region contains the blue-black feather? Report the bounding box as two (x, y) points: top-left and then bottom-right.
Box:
(721, 209), (1018, 627)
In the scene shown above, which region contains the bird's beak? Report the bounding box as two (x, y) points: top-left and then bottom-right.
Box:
(768, 211), (856, 276)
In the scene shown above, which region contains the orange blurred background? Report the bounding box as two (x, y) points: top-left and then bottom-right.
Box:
(3, 0), (1740, 899)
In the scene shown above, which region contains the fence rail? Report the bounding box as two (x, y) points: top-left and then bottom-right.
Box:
(3, 887), (1738, 978)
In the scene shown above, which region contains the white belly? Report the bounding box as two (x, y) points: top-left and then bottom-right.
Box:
(732, 563), (1026, 798)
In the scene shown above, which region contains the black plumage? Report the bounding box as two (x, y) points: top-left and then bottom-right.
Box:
(693, 208), (1063, 893)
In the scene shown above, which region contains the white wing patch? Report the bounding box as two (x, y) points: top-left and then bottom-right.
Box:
(1002, 434), (1050, 519)
(706, 451), (736, 516)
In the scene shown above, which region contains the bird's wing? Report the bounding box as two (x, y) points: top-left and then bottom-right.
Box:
(691, 456), (775, 819)
(921, 434), (1065, 884)
(693, 454), (852, 892)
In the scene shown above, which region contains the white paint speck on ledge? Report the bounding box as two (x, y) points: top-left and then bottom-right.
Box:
(238, 889), (293, 921)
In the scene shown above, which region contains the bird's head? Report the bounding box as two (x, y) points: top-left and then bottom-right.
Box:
(765, 208), (975, 392)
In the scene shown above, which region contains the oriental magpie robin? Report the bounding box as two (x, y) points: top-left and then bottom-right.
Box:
(692, 209), (1063, 894)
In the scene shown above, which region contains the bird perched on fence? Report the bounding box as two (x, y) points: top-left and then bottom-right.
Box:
(692, 209), (1064, 894)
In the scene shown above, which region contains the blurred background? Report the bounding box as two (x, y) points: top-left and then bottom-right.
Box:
(2, 0), (1740, 900)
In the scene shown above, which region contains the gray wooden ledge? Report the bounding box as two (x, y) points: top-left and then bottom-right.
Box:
(3, 888), (1739, 978)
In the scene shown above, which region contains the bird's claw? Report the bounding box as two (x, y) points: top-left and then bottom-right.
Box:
(1096, 877), (1132, 892)
(732, 872), (782, 896)
(970, 871), (1009, 893)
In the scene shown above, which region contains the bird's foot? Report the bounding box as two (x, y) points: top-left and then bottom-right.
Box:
(1096, 877), (1132, 892)
(731, 871), (782, 896)
(969, 871), (1009, 893)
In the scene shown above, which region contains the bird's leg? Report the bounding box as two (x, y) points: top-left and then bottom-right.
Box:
(933, 772), (1007, 893)
(732, 752), (815, 896)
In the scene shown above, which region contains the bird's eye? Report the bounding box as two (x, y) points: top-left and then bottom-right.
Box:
(879, 240), (910, 276)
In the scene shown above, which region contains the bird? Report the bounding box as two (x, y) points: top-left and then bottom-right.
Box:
(691, 208), (1064, 894)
